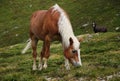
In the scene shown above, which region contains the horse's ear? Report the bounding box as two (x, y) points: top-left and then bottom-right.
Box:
(69, 37), (73, 46)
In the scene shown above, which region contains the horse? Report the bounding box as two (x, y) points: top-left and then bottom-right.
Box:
(22, 4), (82, 70)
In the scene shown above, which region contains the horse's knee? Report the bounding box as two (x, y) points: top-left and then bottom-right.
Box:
(41, 51), (50, 59)
(45, 54), (50, 59)
(44, 52), (50, 59)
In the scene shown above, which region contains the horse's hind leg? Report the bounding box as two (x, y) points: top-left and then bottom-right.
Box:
(31, 36), (38, 70)
(38, 35), (50, 70)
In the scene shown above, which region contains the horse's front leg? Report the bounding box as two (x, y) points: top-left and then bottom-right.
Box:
(38, 52), (48, 70)
(38, 35), (50, 70)
(64, 57), (70, 70)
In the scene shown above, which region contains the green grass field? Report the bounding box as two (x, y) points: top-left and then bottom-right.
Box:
(0, 0), (120, 80)
(0, 32), (120, 81)
(0, 0), (120, 47)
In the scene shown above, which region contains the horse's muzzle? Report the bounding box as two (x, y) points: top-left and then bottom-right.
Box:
(72, 59), (82, 67)
(73, 62), (82, 67)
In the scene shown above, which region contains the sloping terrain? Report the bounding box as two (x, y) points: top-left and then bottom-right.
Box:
(0, 0), (120, 80)
(0, 32), (120, 81)
(0, 0), (120, 47)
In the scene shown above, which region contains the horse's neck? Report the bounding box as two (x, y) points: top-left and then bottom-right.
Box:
(52, 4), (76, 48)
(61, 35), (75, 48)
(58, 14), (75, 48)
(58, 22), (74, 49)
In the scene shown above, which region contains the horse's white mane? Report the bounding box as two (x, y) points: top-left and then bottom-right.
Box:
(52, 4), (80, 50)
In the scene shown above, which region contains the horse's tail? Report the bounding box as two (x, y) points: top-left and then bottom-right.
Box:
(21, 38), (31, 54)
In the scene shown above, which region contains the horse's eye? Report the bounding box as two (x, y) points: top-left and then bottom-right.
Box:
(72, 50), (77, 54)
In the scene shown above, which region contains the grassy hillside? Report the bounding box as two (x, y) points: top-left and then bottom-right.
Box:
(0, 32), (120, 81)
(0, 0), (120, 47)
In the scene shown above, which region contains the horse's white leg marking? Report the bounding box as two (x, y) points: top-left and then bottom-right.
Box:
(33, 60), (37, 70)
(78, 49), (82, 66)
(38, 58), (43, 70)
(64, 57), (70, 70)
(43, 58), (48, 69)
(38, 58), (48, 70)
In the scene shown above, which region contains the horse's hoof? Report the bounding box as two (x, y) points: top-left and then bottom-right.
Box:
(38, 64), (43, 71)
(66, 67), (70, 70)
(32, 66), (37, 70)
(43, 64), (47, 69)
(65, 65), (70, 70)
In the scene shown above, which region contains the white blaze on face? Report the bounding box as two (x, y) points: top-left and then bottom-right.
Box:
(78, 49), (82, 66)
(72, 37), (82, 66)
(71, 49), (82, 67)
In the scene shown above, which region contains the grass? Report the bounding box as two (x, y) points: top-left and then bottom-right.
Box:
(0, 0), (120, 47)
(0, 32), (120, 81)
(0, 0), (120, 80)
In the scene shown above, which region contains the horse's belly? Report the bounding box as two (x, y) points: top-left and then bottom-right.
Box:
(52, 34), (61, 41)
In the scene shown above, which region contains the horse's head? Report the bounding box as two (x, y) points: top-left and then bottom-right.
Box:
(64, 37), (82, 67)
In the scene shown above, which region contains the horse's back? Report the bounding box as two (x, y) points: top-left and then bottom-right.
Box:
(30, 8), (61, 41)
(30, 10), (47, 30)
(30, 10), (47, 39)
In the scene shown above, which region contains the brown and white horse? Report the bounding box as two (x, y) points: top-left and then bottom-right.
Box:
(22, 4), (82, 70)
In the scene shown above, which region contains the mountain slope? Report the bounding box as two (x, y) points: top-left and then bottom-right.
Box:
(0, 32), (120, 81)
(0, 0), (120, 47)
